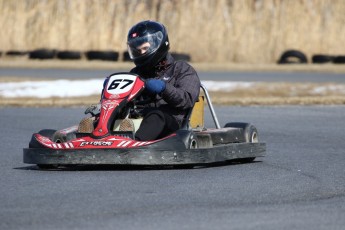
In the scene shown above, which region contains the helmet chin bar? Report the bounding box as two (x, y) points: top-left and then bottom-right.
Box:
(134, 49), (169, 71)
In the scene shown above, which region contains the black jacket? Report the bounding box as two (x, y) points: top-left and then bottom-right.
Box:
(130, 53), (201, 126)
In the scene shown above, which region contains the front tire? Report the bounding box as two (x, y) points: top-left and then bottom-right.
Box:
(29, 129), (57, 148)
(27, 129), (59, 169)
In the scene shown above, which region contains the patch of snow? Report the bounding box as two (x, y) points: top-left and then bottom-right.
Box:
(0, 79), (256, 98)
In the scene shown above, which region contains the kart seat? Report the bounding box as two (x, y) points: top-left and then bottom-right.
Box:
(181, 95), (205, 130)
(190, 95), (205, 129)
(111, 95), (205, 133)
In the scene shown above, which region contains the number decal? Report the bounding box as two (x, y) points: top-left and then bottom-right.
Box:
(108, 79), (134, 90)
(105, 74), (137, 96)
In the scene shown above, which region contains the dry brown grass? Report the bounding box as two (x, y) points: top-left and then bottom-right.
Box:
(1, 0), (345, 63)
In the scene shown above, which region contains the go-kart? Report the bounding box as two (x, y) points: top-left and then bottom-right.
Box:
(23, 72), (266, 169)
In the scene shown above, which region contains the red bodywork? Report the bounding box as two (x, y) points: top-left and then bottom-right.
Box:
(32, 73), (175, 150)
(93, 73), (145, 137)
(33, 132), (161, 149)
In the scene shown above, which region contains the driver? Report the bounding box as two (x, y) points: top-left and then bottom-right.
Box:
(94, 20), (201, 141)
(128, 20), (201, 141)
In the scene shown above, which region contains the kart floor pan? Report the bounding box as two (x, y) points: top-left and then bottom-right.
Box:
(24, 142), (266, 166)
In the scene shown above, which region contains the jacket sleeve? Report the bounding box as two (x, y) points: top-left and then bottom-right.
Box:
(161, 63), (200, 110)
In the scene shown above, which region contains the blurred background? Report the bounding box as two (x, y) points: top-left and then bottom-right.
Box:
(1, 0), (345, 63)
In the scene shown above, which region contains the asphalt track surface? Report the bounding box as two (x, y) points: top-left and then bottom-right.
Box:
(1, 68), (345, 229)
(1, 105), (345, 230)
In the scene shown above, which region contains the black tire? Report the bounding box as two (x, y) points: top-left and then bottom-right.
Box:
(52, 130), (77, 143)
(171, 52), (191, 62)
(224, 122), (259, 143)
(123, 51), (131, 62)
(277, 50), (308, 64)
(28, 129), (59, 169)
(56, 51), (81, 60)
(333, 55), (345, 64)
(312, 54), (334, 64)
(224, 122), (258, 163)
(6, 50), (28, 56)
(85, 50), (119, 61)
(29, 49), (56, 59)
(29, 129), (57, 148)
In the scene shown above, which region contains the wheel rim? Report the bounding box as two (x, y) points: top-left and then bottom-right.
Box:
(251, 131), (258, 143)
(189, 139), (198, 149)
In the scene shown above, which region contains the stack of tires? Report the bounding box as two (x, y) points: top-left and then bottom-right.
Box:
(85, 51), (119, 61)
(0, 48), (192, 63)
(278, 50), (345, 64)
(56, 51), (82, 60)
(26, 49), (120, 61)
(29, 49), (56, 60)
(311, 54), (345, 64)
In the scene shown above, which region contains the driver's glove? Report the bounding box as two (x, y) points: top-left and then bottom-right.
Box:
(85, 103), (101, 116)
(145, 79), (166, 94)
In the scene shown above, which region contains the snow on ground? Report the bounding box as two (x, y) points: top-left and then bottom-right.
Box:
(0, 79), (255, 98)
(1, 79), (345, 98)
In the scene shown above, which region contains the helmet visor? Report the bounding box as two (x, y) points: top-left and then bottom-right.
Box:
(127, 31), (164, 60)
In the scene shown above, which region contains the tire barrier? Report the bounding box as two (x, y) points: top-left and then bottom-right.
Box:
(85, 50), (119, 61)
(6, 50), (28, 56)
(56, 51), (82, 60)
(277, 50), (308, 64)
(5, 48), (344, 64)
(278, 50), (345, 65)
(171, 52), (191, 62)
(122, 51), (131, 62)
(122, 51), (192, 62)
(333, 56), (345, 64)
(312, 54), (334, 64)
(29, 49), (56, 59)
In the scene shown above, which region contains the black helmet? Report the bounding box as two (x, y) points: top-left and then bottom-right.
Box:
(127, 20), (170, 69)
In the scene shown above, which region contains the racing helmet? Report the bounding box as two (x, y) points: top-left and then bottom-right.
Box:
(127, 20), (170, 69)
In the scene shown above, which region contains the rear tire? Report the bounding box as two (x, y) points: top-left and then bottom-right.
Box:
(224, 122), (258, 163)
